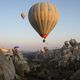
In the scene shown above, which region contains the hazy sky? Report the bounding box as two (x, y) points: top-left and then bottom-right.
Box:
(0, 0), (80, 51)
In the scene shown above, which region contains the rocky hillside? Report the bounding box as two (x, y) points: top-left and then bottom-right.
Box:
(1, 39), (80, 80)
(0, 49), (30, 80)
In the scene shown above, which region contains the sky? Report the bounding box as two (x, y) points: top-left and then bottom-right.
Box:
(0, 0), (80, 51)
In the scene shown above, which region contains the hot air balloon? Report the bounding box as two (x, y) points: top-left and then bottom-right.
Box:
(21, 12), (27, 19)
(28, 2), (59, 42)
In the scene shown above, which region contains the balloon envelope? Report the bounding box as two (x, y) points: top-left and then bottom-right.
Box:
(28, 2), (59, 39)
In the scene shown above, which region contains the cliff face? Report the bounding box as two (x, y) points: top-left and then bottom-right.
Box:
(13, 53), (30, 77)
(0, 50), (30, 80)
(0, 53), (16, 80)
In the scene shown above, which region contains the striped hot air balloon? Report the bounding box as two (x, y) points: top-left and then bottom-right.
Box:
(28, 2), (59, 42)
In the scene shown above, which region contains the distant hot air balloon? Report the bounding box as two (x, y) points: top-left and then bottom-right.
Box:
(21, 12), (27, 19)
(14, 46), (20, 48)
(28, 2), (59, 42)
